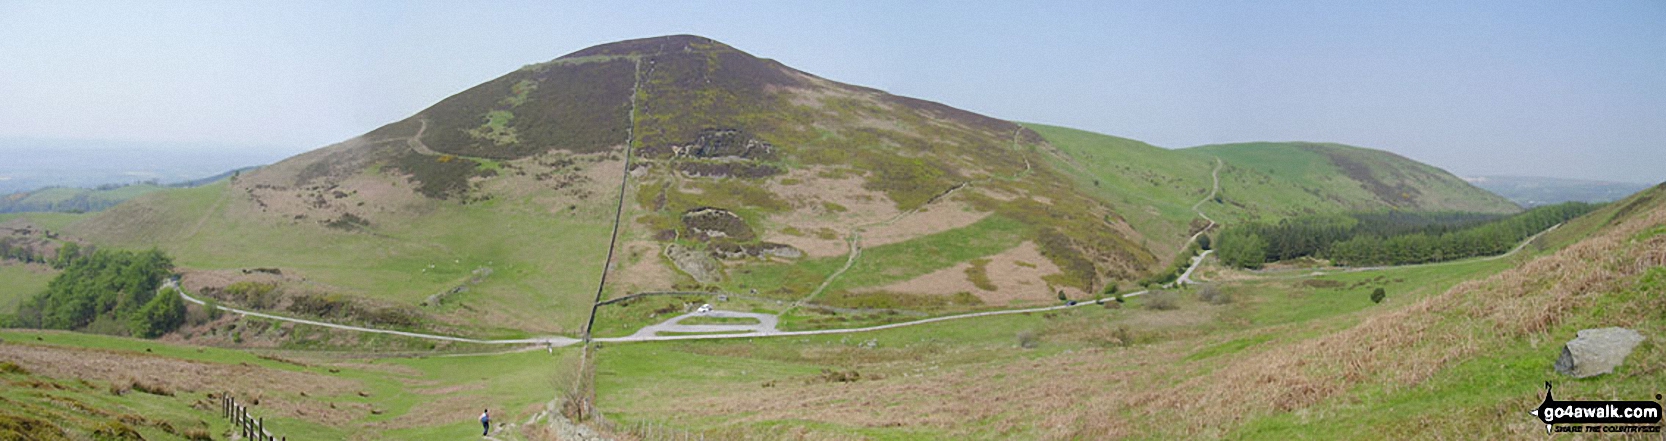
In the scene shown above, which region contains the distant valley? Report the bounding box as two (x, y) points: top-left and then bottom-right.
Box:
(1465, 175), (1654, 207)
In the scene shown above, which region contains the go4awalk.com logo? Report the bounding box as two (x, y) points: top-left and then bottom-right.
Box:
(1530, 382), (1663, 435)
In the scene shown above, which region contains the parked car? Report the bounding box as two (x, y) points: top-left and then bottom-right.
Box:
(697, 304), (712, 313)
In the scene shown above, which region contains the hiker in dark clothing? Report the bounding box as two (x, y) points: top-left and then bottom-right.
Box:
(480, 409), (491, 436)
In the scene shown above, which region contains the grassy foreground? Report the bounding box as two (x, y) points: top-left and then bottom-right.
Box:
(0, 328), (580, 440)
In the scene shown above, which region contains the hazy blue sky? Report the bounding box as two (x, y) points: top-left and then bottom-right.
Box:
(1, 1), (1661, 183)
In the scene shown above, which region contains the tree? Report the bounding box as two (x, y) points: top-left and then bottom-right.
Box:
(129, 286), (187, 338)
(1057, 290), (1068, 302)
(1216, 229), (1267, 269)
(1370, 287), (1387, 304)
(1196, 234), (1212, 251)
(20, 248), (174, 335)
(52, 242), (80, 269)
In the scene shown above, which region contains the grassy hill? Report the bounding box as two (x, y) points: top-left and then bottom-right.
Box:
(1186, 141), (1526, 214)
(62, 35), (1172, 338)
(1028, 126), (1521, 256)
(51, 35), (1522, 339)
(1189, 141), (1520, 217)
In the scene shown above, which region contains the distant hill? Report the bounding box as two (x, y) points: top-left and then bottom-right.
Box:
(1464, 175), (1654, 207)
(57, 35), (1526, 337)
(0, 184), (167, 214)
(1187, 142), (1520, 215)
(0, 167), (255, 214)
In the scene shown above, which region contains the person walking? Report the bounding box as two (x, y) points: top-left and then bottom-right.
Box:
(480, 409), (491, 436)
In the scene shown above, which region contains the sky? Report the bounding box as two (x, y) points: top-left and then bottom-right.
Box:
(1, 1), (1661, 183)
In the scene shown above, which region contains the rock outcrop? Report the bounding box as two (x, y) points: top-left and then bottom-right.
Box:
(1554, 327), (1645, 378)
(666, 243), (722, 284)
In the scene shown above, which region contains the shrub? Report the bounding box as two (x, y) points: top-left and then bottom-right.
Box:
(221, 282), (279, 309)
(1143, 291), (1179, 311)
(1016, 330), (1039, 349)
(1197, 284), (1232, 305)
(203, 298), (223, 320)
(0, 361), (28, 375)
(965, 259), (996, 291)
(108, 380), (131, 396)
(91, 421), (142, 440)
(131, 379), (173, 396)
(814, 368), (862, 383)
(1370, 287), (1387, 304)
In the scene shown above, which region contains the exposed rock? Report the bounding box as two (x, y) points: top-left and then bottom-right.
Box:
(756, 242), (803, 259)
(707, 241), (804, 261)
(1554, 327), (1645, 378)
(680, 128), (776, 160)
(681, 207), (754, 241)
(666, 243), (722, 284)
(674, 161), (782, 179)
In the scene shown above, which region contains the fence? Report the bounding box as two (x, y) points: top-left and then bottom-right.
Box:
(221, 393), (285, 441)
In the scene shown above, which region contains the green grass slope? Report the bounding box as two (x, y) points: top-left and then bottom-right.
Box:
(1025, 124), (1218, 255)
(1032, 127), (1524, 257)
(1189, 142), (1520, 216)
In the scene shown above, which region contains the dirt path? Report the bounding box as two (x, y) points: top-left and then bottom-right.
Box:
(786, 181), (978, 311)
(184, 182), (230, 240)
(407, 119), (440, 156)
(1173, 157), (1222, 286)
(787, 128), (1036, 311)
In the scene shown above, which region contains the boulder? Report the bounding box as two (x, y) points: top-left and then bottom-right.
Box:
(1554, 327), (1645, 378)
(666, 243), (722, 284)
